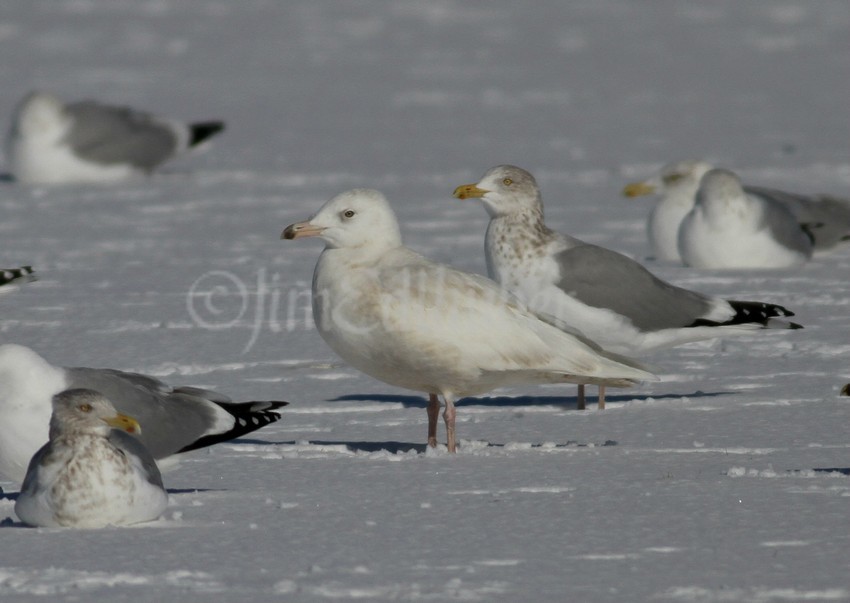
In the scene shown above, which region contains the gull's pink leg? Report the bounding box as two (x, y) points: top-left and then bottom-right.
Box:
(443, 396), (457, 453)
(427, 393), (440, 448)
(577, 384), (586, 410)
(598, 385), (606, 410)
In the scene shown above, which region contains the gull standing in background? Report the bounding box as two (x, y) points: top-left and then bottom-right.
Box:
(622, 160), (716, 262)
(623, 160), (850, 262)
(15, 389), (169, 528)
(283, 188), (656, 452)
(454, 165), (802, 409)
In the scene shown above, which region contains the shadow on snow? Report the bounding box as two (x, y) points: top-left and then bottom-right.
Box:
(327, 390), (733, 409)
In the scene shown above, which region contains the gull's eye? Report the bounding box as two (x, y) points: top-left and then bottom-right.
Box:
(342, 209), (356, 219)
(502, 178), (513, 186)
(662, 173), (682, 185)
(78, 403), (93, 413)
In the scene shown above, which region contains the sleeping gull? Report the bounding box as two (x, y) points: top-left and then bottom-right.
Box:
(453, 165), (802, 408)
(623, 160), (849, 262)
(0, 265), (36, 289)
(282, 188), (656, 452)
(15, 388), (169, 528)
(0, 344), (287, 484)
(678, 169), (814, 269)
(6, 91), (225, 184)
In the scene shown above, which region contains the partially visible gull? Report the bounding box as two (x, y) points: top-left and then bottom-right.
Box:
(678, 169), (814, 269)
(0, 344), (287, 484)
(15, 388), (169, 528)
(6, 91), (225, 184)
(623, 160), (850, 262)
(282, 188), (656, 452)
(454, 165), (802, 408)
(622, 160), (715, 262)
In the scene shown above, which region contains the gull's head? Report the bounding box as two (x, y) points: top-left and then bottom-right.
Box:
(623, 160), (715, 199)
(10, 91), (66, 139)
(49, 389), (141, 440)
(453, 165), (541, 218)
(282, 188), (402, 250)
(695, 168), (745, 209)
(0, 344), (65, 404)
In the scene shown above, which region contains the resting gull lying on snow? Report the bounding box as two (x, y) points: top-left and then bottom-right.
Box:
(6, 91), (224, 184)
(0, 344), (287, 484)
(282, 188), (656, 452)
(678, 168), (814, 269)
(623, 160), (849, 263)
(15, 388), (169, 528)
(454, 165), (802, 408)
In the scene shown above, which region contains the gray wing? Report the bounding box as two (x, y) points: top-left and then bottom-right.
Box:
(64, 367), (287, 459)
(554, 244), (714, 332)
(746, 185), (850, 250)
(65, 367), (232, 459)
(18, 442), (53, 498)
(752, 194), (814, 255)
(108, 430), (165, 489)
(64, 101), (179, 170)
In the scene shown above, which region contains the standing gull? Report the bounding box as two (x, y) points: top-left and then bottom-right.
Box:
(622, 160), (715, 262)
(678, 169), (814, 269)
(453, 165), (802, 408)
(282, 188), (656, 452)
(0, 344), (288, 484)
(623, 160), (850, 262)
(6, 91), (225, 184)
(15, 389), (169, 528)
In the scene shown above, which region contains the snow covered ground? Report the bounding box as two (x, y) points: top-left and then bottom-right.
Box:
(1, 0), (849, 600)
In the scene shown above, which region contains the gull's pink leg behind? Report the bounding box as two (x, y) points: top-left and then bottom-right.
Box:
(427, 393), (440, 448)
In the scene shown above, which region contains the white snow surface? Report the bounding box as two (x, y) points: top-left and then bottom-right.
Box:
(0, 1), (848, 601)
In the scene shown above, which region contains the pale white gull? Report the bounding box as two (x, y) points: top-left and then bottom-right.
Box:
(15, 388), (169, 528)
(0, 344), (287, 484)
(678, 169), (814, 269)
(6, 91), (225, 184)
(282, 188), (656, 452)
(454, 165), (802, 408)
(623, 160), (850, 262)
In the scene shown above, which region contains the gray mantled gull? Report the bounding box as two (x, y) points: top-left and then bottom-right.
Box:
(0, 344), (288, 484)
(622, 160), (716, 262)
(6, 91), (225, 184)
(623, 160), (849, 262)
(15, 388), (169, 528)
(453, 165), (802, 408)
(282, 188), (656, 452)
(678, 169), (814, 269)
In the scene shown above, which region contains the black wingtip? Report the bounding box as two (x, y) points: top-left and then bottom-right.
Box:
(0, 266), (36, 286)
(189, 121), (225, 147)
(176, 400), (288, 454)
